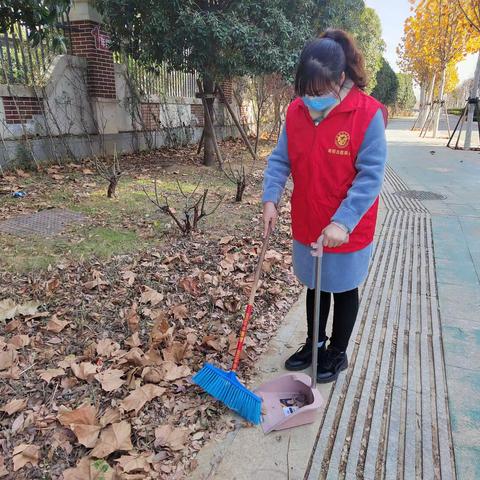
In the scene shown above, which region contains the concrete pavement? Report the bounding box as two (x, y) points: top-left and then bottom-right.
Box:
(387, 119), (480, 480)
(190, 118), (479, 480)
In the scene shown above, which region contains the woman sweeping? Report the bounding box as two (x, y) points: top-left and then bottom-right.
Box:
(262, 29), (388, 383)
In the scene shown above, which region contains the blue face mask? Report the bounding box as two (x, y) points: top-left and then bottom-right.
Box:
(302, 94), (338, 111)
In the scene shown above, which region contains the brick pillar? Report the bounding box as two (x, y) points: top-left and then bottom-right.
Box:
(219, 79), (233, 104)
(69, 0), (119, 134)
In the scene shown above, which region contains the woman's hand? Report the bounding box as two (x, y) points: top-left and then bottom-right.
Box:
(263, 201), (278, 237)
(310, 223), (349, 254)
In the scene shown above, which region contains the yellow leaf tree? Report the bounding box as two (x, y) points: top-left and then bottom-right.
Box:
(399, 0), (478, 137)
(456, 0), (480, 148)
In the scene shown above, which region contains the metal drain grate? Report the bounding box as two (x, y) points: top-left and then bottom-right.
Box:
(394, 190), (447, 200)
(0, 208), (86, 237)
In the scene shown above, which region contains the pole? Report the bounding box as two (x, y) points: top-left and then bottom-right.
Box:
(217, 84), (258, 162)
(464, 51), (480, 149)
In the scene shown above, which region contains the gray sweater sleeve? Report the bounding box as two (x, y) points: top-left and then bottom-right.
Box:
(261, 125), (290, 205)
(331, 109), (387, 233)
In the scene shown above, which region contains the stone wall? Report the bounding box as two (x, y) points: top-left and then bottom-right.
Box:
(0, 0), (239, 167)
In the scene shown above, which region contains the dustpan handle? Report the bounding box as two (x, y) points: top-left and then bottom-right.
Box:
(311, 236), (324, 389)
(231, 224), (272, 372)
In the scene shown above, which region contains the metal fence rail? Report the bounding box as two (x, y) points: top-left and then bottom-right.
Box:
(0, 16), (196, 99)
(0, 14), (71, 86)
(114, 52), (197, 99)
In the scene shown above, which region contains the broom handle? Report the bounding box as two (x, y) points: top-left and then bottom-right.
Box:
(231, 223), (273, 372)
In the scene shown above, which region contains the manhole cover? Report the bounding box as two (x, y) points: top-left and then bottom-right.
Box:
(394, 190), (447, 200)
(0, 208), (86, 237)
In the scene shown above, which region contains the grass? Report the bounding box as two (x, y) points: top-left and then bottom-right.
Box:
(0, 143), (268, 274)
(1, 226), (147, 272)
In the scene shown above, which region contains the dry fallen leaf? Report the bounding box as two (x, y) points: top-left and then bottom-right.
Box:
(141, 367), (163, 384)
(125, 332), (141, 348)
(0, 398), (27, 416)
(96, 339), (120, 358)
(45, 278), (60, 296)
(140, 286), (164, 306)
(5, 318), (20, 333)
(0, 299), (42, 323)
(71, 362), (98, 382)
(219, 235), (234, 245)
(154, 425), (190, 451)
(38, 368), (65, 383)
(125, 303), (139, 333)
(162, 341), (189, 363)
(94, 368), (125, 392)
(11, 412), (25, 435)
(179, 276), (200, 295)
(90, 421), (133, 458)
(171, 304), (188, 320)
(99, 408), (121, 428)
(115, 453), (152, 473)
(57, 404), (101, 448)
(8, 334), (30, 349)
(158, 361), (191, 381)
(202, 335), (226, 352)
(83, 271), (109, 290)
(0, 349), (18, 371)
(122, 270), (137, 286)
(149, 314), (173, 346)
(45, 315), (70, 333)
(63, 456), (115, 480)
(120, 384), (165, 414)
(12, 444), (40, 471)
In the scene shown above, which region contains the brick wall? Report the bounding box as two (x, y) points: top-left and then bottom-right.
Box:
(219, 79), (233, 104)
(140, 103), (160, 130)
(190, 103), (204, 126)
(69, 20), (116, 99)
(2, 96), (44, 124)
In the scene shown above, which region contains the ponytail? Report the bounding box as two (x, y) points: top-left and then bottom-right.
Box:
(319, 29), (368, 90)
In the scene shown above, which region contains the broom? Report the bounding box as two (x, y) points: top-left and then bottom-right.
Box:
(192, 225), (273, 424)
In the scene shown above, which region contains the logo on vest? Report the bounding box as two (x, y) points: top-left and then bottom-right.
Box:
(335, 131), (350, 148)
(328, 131), (351, 156)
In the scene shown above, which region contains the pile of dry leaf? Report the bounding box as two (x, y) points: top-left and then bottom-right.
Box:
(0, 200), (302, 479)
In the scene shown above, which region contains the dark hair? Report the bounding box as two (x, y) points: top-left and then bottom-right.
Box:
(294, 29), (367, 97)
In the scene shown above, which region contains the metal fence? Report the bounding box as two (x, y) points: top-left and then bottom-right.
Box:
(0, 14), (72, 86)
(114, 52), (197, 99)
(0, 16), (197, 99)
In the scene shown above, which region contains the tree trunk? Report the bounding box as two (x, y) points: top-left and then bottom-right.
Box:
(235, 176), (246, 202)
(433, 68), (446, 138)
(419, 74), (436, 132)
(464, 51), (480, 149)
(415, 81), (427, 129)
(202, 77), (216, 166)
(107, 177), (118, 198)
(254, 103), (261, 154)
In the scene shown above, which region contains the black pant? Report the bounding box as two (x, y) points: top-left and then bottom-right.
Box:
(306, 288), (359, 351)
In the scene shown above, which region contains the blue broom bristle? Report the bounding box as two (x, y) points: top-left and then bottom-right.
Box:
(192, 363), (262, 425)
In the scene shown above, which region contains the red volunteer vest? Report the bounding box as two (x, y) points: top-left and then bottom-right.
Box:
(286, 86), (387, 253)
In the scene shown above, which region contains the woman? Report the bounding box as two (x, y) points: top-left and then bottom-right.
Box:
(262, 29), (388, 383)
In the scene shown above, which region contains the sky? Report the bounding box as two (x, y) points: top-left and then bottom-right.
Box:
(364, 0), (477, 84)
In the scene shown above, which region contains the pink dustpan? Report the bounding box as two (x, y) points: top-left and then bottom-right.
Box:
(255, 241), (325, 434)
(255, 372), (323, 433)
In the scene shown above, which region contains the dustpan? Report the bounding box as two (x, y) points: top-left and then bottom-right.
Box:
(255, 238), (325, 434)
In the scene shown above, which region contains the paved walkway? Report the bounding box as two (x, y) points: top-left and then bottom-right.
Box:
(387, 120), (480, 480)
(191, 119), (479, 480)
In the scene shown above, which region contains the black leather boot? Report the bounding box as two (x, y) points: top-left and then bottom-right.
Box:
(316, 345), (348, 383)
(285, 339), (327, 371)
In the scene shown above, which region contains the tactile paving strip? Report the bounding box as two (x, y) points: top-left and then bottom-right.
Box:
(306, 164), (455, 480)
